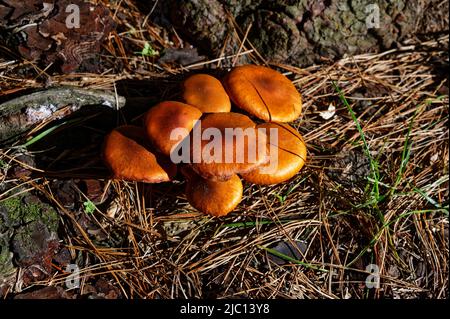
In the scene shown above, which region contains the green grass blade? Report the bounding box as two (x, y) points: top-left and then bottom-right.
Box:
(21, 114), (100, 148)
(258, 245), (328, 272)
(22, 121), (69, 147)
(391, 106), (420, 195)
(332, 82), (373, 160)
(413, 187), (449, 213)
(346, 208), (448, 267)
(333, 81), (382, 218)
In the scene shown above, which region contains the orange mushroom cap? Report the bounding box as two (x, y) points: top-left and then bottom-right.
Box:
(103, 125), (176, 183)
(190, 112), (268, 181)
(144, 101), (202, 157)
(182, 74), (231, 113)
(223, 65), (302, 122)
(240, 122), (307, 185)
(182, 167), (243, 217)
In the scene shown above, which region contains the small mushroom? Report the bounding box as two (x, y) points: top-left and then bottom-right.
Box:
(182, 74), (231, 113)
(103, 125), (176, 183)
(241, 122), (307, 185)
(223, 65), (302, 122)
(182, 167), (243, 217)
(190, 112), (268, 181)
(144, 101), (202, 156)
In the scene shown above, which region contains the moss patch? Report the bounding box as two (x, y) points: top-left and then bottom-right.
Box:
(0, 194), (59, 271)
(0, 195), (59, 232)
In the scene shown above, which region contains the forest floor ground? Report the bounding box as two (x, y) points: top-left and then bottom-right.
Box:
(0, 0), (448, 299)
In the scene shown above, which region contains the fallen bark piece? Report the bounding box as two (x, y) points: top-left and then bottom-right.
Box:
(0, 87), (126, 144)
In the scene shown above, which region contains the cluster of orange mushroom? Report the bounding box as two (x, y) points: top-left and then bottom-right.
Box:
(103, 65), (307, 217)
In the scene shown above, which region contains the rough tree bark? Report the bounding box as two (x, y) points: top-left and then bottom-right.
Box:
(168, 0), (449, 66)
(0, 87), (125, 144)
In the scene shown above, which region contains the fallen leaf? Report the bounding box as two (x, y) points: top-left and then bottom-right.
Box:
(319, 103), (336, 120)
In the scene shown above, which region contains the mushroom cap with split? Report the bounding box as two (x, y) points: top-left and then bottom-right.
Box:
(223, 65), (302, 122)
(240, 122), (306, 185)
(190, 112), (268, 181)
(182, 167), (243, 217)
(144, 101), (202, 157)
(182, 74), (231, 113)
(103, 126), (176, 183)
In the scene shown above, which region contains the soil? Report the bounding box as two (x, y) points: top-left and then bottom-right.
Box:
(0, 0), (448, 301)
